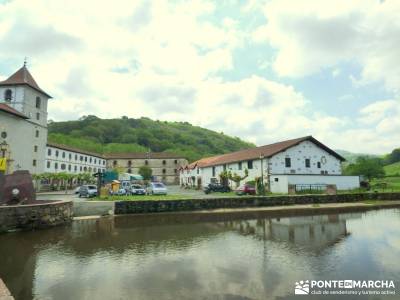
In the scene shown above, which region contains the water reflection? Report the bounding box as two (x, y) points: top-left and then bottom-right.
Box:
(0, 209), (399, 300)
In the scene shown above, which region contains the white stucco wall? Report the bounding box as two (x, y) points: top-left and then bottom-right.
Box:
(269, 175), (360, 193)
(0, 111), (46, 174)
(268, 140), (342, 175)
(45, 146), (106, 174)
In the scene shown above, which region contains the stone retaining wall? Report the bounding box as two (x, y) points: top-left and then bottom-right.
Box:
(0, 201), (73, 233)
(115, 193), (400, 214)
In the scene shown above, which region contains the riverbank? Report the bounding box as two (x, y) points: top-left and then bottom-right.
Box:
(114, 192), (400, 214)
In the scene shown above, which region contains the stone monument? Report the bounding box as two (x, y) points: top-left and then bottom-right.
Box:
(0, 170), (36, 205)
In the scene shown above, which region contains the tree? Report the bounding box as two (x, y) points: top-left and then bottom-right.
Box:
(344, 156), (385, 180)
(138, 165), (152, 180)
(228, 169), (249, 188)
(386, 148), (400, 165)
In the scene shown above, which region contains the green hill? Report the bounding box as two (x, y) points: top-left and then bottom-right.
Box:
(384, 162), (400, 176)
(48, 115), (255, 162)
(335, 149), (379, 164)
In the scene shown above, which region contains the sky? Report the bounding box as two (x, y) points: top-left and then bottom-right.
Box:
(0, 0), (399, 154)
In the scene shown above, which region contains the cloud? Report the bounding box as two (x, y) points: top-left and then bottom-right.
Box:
(254, 0), (400, 93)
(0, 0), (399, 155)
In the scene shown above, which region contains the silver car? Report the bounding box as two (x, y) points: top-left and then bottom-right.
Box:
(147, 182), (167, 195)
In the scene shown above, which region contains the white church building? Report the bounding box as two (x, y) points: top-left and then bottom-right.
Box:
(0, 64), (107, 176)
(0, 64), (50, 174)
(180, 136), (360, 193)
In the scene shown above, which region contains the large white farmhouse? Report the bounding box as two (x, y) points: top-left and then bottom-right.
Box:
(180, 136), (360, 193)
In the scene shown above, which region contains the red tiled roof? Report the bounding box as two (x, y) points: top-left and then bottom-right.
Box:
(0, 66), (52, 98)
(0, 103), (28, 119)
(186, 136), (345, 168)
(104, 152), (185, 159)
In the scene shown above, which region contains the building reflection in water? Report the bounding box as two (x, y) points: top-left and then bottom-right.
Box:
(219, 213), (362, 252)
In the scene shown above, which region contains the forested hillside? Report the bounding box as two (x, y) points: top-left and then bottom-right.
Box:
(48, 115), (255, 162)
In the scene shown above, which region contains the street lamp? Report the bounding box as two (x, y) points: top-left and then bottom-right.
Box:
(0, 141), (8, 158)
(260, 154), (264, 193)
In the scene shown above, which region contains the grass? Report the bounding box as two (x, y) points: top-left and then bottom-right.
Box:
(370, 176), (400, 192)
(95, 194), (189, 201)
(95, 191), (241, 201)
(384, 162), (400, 177)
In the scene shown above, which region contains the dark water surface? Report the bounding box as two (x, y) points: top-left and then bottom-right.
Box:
(0, 208), (399, 300)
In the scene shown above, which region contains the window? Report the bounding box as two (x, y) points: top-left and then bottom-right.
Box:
(212, 166), (216, 177)
(75, 154), (78, 160)
(90, 157), (92, 163)
(89, 167), (92, 172)
(285, 157), (291, 168)
(68, 165), (71, 171)
(80, 166), (82, 171)
(80, 156), (83, 161)
(174, 160), (178, 164)
(74, 166), (77, 172)
(317, 162), (321, 168)
(113, 160), (117, 166)
(94, 168), (97, 172)
(162, 160), (166, 165)
(4, 89), (12, 102)
(238, 162), (242, 170)
(174, 169), (177, 174)
(34, 145), (38, 152)
(85, 157), (87, 162)
(145, 160), (148, 165)
(48, 148), (51, 156)
(61, 164), (66, 170)
(35, 130), (39, 138)
(1, 131), (6, 139)
(247, 160), (253, 169)
(35, 97), (41, 109)
(128, 160), (132, 166)
(305, 159), (310, 168)
(274, 178), (279, 182)
(55, 163), (58, 169)
(103, 160), (106, 165)
(33, 159), (37, 166)
(127, 168), (132, 173)
(197, 168), (199, 174)
(69, 153), (72, 160)
(84, 167), (87, 172)
(94, 159), (97, 164)
(62, 152), (65, 158)
(36, 112), (40, 120)
(162, 169), (166, 174)
(55, 150), (59, 157)
(47, 161), (50, 168)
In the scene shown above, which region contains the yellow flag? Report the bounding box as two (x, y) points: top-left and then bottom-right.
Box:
(0, 158), (7, 171)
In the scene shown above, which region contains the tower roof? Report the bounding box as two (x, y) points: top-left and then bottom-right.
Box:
(0, 65), (52, 98)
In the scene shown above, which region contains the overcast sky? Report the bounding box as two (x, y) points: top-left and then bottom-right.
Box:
(0, 0), (399, 154)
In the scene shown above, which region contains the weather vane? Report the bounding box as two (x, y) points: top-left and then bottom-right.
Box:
(23, 57), (28, 67)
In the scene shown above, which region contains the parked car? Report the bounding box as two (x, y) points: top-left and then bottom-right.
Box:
(131, 184), (146, 195)
(74, 186), (82, 194)
(117, 188), (128, 195)
(203, 183), (231, 194)
(120, 181), (132, 194)
(235, 184), (256, 195)
(79, 185), (98, 198)
(147, 182), (168, 195)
